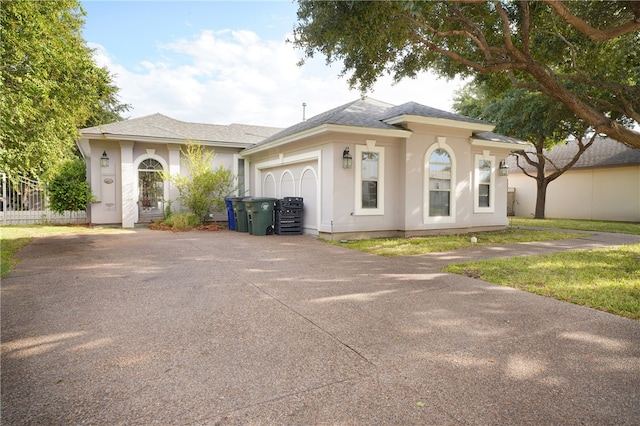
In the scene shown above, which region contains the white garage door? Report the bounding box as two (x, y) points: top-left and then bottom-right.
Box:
(261, 161), (318, 234)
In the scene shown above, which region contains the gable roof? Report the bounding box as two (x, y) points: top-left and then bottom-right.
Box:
(80, 113), (282, 147)
(252, 98), (403, 146)
(472, 131), (530, 147)
(243, 98), (515, 155)
(381, 101), (494, 131)
(510, 137), (640, 172)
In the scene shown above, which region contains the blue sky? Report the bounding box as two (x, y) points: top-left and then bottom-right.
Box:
(82, 1), (466, 127)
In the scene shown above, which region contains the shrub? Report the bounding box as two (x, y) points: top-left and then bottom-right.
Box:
(162, 144), (236, 223)
(46, 158), (94, 214)
(164, 212), (200, 230)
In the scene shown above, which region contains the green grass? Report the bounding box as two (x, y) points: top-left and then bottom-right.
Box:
(332, 228), (585, 256)
(509, 217), (640, 235)
(445, 244), (640, 320)
(1, 225), (131, 278)
(332, 219), (639, 320)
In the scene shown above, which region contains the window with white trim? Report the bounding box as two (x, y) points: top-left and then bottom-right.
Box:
(474, 153), (495, 213)
(355, 143), (384, 215)
(428, 148), (452, 217)
(424, 140), (456, 224)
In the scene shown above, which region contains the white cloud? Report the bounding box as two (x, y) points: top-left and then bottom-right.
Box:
(90, 30), (466, 128)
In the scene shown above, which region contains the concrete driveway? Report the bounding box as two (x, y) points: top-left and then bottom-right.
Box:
(2, 229), (639, 425)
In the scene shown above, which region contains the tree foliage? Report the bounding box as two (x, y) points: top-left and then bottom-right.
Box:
(0, 0), (129, 181)
(454, 84), (595, 218)
(293, 0), (640, 148)
(46, 158), (94, 214)
(163, 144), (236, 224)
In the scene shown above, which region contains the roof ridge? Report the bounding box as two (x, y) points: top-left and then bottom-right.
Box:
(382, 101), (491, 126)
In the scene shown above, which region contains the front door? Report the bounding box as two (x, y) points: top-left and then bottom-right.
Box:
(138, 159), (164, 222)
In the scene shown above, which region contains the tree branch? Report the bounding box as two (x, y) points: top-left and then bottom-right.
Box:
(513, 151), (538, 179)
(408, 32), (525, 73)
(545, 133), (597, 183)
(493, 1), (532, 64)
(445, 3), (501, 64)
(543, 0), (640, 41)
(520, 0), (531, 56)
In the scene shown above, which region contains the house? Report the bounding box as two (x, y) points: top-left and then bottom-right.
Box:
(508, 137), (640, 222)
(77, 114), (282, 227)
(78, 98), (527, 238)
(240, 98), (526, 239)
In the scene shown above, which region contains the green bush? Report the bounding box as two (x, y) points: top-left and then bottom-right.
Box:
(162, 144), (236, 223)
(164, 200), (173, 219)
(46, 158), (94, 214)
(164, 212), (200, 230)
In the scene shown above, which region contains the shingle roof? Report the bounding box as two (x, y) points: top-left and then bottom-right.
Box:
(81, 113), (282, 145)
(254, 98), (401, 146)
(381, 101), (491, 126)
(509, 137), (640, 172)
(251, 97), (504, 149)
(473, 131), (529, 146)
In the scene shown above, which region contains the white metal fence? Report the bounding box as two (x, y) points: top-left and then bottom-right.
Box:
(0, 173), (87, 225)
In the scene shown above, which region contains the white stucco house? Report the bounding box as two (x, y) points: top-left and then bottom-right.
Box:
(78, 98), (526, 238)
(508, 137), (640, 222)
(77, 114), (281, 227)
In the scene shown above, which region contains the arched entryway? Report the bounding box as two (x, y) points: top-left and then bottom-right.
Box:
(138, 158), (165, 222)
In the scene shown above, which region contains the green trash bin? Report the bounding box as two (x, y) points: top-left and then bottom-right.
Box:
(243, 197), (276, 236)
(230, 197), (249, 232)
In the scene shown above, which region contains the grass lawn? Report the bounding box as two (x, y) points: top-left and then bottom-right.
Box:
(509, 217), (640, 235)
(332, 228), (585, 256)
(445, 244), (640, 321)
(1, 226), (132, 278)
(333, 218), (639, 320)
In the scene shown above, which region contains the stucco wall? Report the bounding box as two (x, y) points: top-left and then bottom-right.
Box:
(244, 126), (514, 238)
(85, 139), (241, 226)
(509, 165), (640, 221)
(328, 134), (405, 235)
(402, 124), (511, 233)
(88, 141), (122, 225)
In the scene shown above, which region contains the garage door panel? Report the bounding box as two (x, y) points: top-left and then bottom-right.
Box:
(300, 168), (318, 233)
(260, 162), (318, 234)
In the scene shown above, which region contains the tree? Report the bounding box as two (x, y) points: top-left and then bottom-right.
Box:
(453, 84), (595, 219)
(163, 144), (237, 224)
(81, 66), (130, 129)
(0, 0), (129, 181)
(46, 158), (94, 215)
(293, 0), (640, 148)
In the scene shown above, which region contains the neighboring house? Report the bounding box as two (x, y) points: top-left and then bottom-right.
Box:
(508, 137), (640, 222)
(78, 98), (526, 238)
(77, 114), (282, 227)
(240, 98), (526, 239)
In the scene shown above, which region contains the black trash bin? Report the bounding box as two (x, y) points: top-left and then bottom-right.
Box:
(275, 197), (303, 235)
(243, 197), (277, 236)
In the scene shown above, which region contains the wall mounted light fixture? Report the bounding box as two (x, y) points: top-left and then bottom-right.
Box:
(342, 147), (352, 169)
(499, 159), (509, 176)
(100, 151), (110, 168)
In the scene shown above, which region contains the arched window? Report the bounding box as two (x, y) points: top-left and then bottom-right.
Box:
(424, 140), (456, 224)
(139, 159), (163, 171)
(138, 159), (164, 212)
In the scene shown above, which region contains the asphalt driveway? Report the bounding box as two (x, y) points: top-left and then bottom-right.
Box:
(2, 228), (639, 425)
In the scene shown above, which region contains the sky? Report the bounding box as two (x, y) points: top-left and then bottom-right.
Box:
(82, 0), (467, 128)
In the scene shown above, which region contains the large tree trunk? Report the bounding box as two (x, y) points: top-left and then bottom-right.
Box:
(534, 178), (549, 219)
